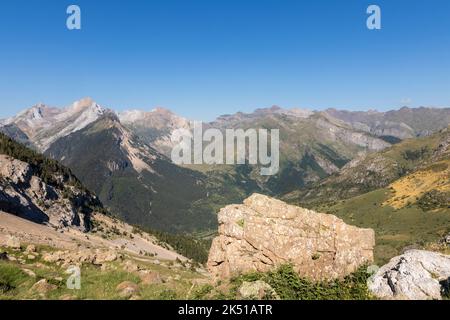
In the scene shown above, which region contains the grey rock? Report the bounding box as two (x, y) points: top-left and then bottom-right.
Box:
(30, 279), (57, 295)
(0, 155), (92, 231)
(368, 250), (450, 300)
(208, 194), (375, 281)
(5, 236), (21, 249)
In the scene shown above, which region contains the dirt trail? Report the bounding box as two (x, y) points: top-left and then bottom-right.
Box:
(0, 211), (184, 261)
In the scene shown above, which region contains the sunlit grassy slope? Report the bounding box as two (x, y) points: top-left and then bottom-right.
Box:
(319, 186), (450, 264)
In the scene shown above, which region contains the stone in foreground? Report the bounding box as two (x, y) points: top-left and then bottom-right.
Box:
(238, 280), (280, 300)
(207, 194), (375, 281)
(368, 250), (450, 300)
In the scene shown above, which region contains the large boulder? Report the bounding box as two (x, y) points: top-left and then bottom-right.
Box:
(207, 194), (375, 281)
(30, 279), (57, 296)
(138, 270), (163, 285)
(368, 250), (450, 300)
(116, 281), (139, 299)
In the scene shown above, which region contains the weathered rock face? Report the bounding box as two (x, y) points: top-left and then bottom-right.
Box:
(0, 154), (95, 231)
(442, 233), (450, 246)
(207, 194), (375, 281)
(42, 249), (121, 267)
(368, 250), (450, 300)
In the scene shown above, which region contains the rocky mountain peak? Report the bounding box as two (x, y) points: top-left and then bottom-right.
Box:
(62, 97), (106, 119)
(254, 105), (283, 114)
(29, 105), (45, 120)
(215, 105), (314, 124)
(119, 107), (188, 127)
(151, 107), (175, 115)
(117, 109), (145, 123)
(6, 103), (57, 127)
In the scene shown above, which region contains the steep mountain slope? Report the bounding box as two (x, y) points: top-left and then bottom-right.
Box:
(0, 133), (212, 263)
(3, 100), (450, 235)
(199, 108), (390, 195)
(324, 106), (450, 140)
(0, 132), (102, 231)
(45, 113), (217, 232)
(0, 124), (33, 148)
(284, 127), (450, 206)
(282, 127), (450, 264)
(119, 108), (191, 157)
(384, 160), (450, 210)
(0, 136), (211, 300)
(122, 105), (394, 197)
(1, 98), (106, 151)
(318, 161), (450, 264)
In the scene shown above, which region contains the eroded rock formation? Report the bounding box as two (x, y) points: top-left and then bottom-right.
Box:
(0, 155), (95, 231)
(207, 194), (375, 281)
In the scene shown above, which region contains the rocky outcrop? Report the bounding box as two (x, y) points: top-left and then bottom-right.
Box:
(30, 279), (57, 296)
(0, 155), (96, 231)
(42, 249), (121, 267)
(116, 281), (140, 299)
(207, 194), (375, 281)
(368, 250), (450, 300)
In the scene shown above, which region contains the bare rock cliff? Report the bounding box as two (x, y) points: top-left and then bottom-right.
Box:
(0, 155), (96, 231)
(207, 194), (375, 281)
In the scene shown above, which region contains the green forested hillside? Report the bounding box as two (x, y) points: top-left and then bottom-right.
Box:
(281, 127), (450, 264)
(284, 127), (450, 207)
(0, 132), (100, 206)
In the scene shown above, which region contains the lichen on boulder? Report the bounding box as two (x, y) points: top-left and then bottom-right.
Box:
(207, 194), (375, 281)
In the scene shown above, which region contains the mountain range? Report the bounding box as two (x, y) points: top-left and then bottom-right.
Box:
(1, 98), (450, 238)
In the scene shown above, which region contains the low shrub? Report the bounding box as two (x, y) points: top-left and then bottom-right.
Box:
(229, 264), (373, 300)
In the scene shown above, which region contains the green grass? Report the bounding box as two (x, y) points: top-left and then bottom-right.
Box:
(0, 247), (204, 300)
(1, 244), (374, 301)
(285, 128), (450, 206)
(194, 264), (373, 300)
(319, 188), (450, 264)
(234, 265), (372, 300)
(0, 262), (31, 298)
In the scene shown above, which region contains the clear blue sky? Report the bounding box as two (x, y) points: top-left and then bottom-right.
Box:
(1, 0), (449, 120)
